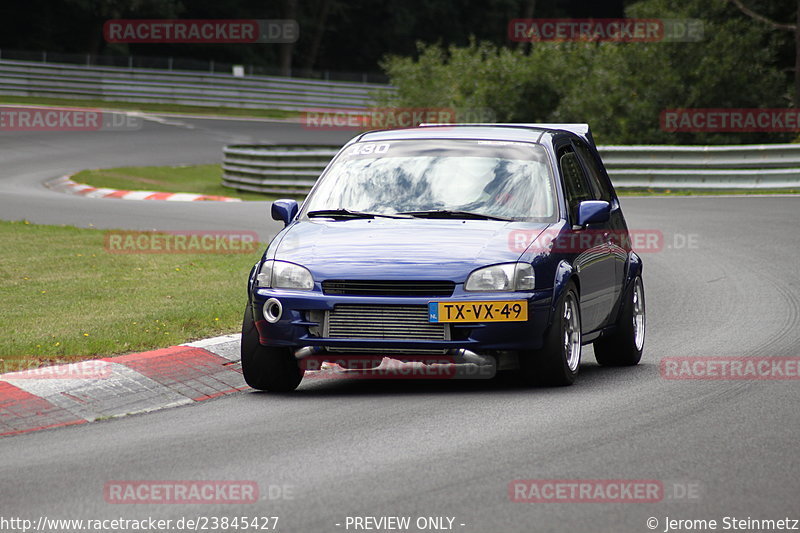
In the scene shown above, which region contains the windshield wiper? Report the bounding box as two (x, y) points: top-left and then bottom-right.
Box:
(399, 210), (514, 221)
(306, 209), (412, 219)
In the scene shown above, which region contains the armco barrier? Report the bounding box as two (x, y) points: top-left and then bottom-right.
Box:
(0, 59), (394, 111)
(222, 145), (339, 195)
(222, 143), (800, 196)
(600, 144), (800, 188)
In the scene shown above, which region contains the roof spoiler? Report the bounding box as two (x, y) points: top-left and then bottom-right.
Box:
(418, 122), (596, 147)
(517, 123), (595, 147)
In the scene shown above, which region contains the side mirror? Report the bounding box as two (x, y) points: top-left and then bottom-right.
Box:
(577, 200), (611, 226)
(271, 199), (299, 226)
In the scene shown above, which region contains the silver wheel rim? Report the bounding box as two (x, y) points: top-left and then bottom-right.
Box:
(632, 277), (645, 351)
(563, 292), (581, 372)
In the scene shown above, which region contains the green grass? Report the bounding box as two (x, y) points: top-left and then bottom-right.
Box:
(72, 164), (276, 201)
(0, 220), (264, 369)
(0, 95), (299, 120)
(617, 187), (800, 196)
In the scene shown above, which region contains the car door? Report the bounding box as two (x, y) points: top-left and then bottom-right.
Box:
(573, 139), (626, 326)
(556, 142), (616, 333)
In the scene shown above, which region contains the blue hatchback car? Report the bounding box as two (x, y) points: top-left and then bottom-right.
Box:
(242, 124), (645, 391)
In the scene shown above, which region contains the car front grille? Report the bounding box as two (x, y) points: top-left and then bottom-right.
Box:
(324, 304), (448, 354)
(322, 280), (455, 297)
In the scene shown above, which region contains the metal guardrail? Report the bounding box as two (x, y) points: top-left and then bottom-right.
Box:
(222, 145), (338, 195)
(222, 143), (800, 196)
(0, 59), (394, 111)
(0, 48), (389, 84)
(600, 144), (800, 188)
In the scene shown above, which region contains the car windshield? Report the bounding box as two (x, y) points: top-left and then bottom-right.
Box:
(302, 139), (556, 221)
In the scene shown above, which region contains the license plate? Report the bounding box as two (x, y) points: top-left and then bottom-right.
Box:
(428, 301), (528, 323)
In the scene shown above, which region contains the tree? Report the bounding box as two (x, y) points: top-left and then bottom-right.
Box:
(380, 0), (790, 144)
(726, 0), (800, 106)
(301, 0), (332, 76)
(279, 0), (298, 76)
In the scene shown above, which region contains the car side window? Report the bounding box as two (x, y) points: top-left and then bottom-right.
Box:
(574, 141), (613, 202)
(558, 147), (593, 225)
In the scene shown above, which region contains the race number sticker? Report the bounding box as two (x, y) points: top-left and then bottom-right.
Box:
(346, 142), (391, 156)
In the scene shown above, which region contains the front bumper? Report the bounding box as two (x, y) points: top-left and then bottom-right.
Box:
(249, 287), (554, 354)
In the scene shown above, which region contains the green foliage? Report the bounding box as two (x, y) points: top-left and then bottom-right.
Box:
(381, 0), (792, 144)
(380, 40), (562, 124)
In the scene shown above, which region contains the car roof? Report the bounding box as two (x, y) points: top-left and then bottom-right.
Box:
(356, 123), (595, 147)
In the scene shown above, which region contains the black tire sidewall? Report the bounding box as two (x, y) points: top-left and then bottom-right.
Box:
(554, 285), (581, 382)
(240, 304), (303, 391)
(520, 281), (580, 386)
(594, 276), (644, 366)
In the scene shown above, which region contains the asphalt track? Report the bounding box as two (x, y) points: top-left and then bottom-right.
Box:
(0, 113), (351, 238)
(1, 114), (799, 532)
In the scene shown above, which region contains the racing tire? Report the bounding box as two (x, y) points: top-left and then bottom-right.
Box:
(593, 275), (645, 366)
(241, 305), (303, 391)
(519, 281), (582, 386)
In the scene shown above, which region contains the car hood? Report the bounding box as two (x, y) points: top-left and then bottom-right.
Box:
(269, 219), (551, 281)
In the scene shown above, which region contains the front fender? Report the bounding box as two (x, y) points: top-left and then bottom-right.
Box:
(604, 251), (643, 327)
(549, 260), (575, 328)
(624, 251), (643, 293)
(246, 262), (259, 322)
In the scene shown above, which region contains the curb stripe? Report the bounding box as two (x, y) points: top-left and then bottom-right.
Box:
(143, 192), (173, 201)
(45, 175), (242, 202)
(119, 190), (153, 201)
(108, 346), (244, 402)
(104, 190), (130, 198)
(0, 382), (86, 437)
(103, 345), (207, 363)
(195, 387), (249, 402)
(1, 341), (246, 438)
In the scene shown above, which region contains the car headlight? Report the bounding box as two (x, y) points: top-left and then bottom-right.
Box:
(465, 263), (534, 291)
(255, 260), (314, 290)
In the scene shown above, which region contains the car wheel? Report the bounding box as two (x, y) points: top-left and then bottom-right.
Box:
(593, 276), (645, 366)
(241, 305), (304, 391)
(519, 281), (581, 386)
